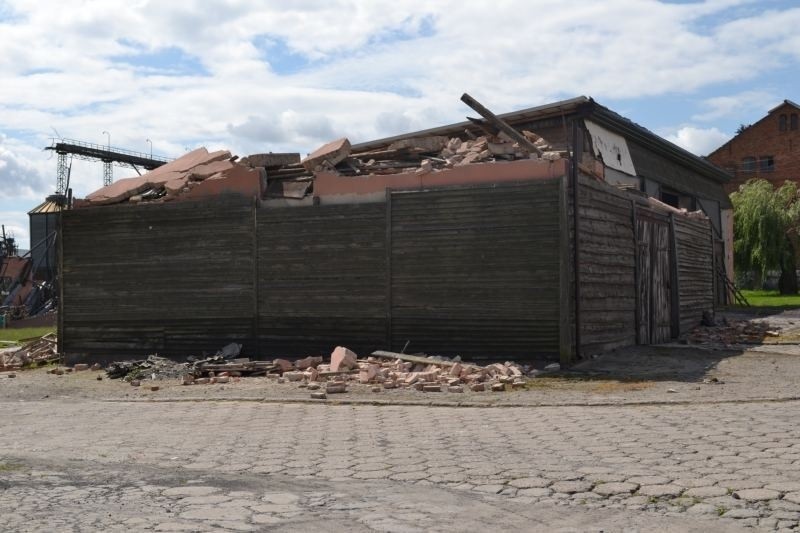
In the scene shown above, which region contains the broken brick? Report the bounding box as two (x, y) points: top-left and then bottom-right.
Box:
(330, 346), (358, 372)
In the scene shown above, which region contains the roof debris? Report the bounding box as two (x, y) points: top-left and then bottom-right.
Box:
(80, 147), (262, 206)
(100, 344), (545, 394)
(77, 95), (563, 206)
(0, 333), (58, 371)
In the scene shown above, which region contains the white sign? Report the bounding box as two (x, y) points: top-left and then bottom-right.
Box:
(584, 120), (637, 176)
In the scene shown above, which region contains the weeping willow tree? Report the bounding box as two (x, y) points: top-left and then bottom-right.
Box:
(731, 179), (800, 294)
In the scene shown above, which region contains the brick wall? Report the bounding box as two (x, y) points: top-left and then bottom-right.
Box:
(707, 102), (800, 193)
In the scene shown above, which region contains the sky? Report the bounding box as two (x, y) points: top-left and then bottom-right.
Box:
(1, 0), (799, 249)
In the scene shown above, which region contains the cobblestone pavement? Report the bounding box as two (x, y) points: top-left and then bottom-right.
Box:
(2, 399), (799, 531)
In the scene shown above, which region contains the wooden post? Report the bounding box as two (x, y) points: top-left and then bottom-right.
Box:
(571, 119), (582, 359)
(57, 206), (65, 356)
(252, 198), (260, 357)
(385, 188), (393, 350)
(632, 200), (640, 345)
(710, 220), (717, 312)
(669, 213), (681, 339)
(558, 175), (573, 365)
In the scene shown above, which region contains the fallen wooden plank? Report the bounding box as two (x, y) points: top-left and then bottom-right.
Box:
(318, 370), (359, 377)
(460, 93), (543, 156)
(371, 350), (457, 368)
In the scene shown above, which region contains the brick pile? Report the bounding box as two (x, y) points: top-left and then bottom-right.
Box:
(295, 131), (563, 179)
(183, 345), (543, 398)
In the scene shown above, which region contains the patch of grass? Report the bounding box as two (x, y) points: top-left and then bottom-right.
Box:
(738, 290), (800, 308)
(716, 505), (727, 516)
(0, 462), (22, 472)
(0, 327), (55, 345)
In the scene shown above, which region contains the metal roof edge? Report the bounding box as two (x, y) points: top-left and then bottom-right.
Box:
(584, 101), (732, 184)
(28, 200), (60, 215)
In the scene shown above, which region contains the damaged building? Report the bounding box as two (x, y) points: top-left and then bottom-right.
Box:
(59, 95), (730, 365)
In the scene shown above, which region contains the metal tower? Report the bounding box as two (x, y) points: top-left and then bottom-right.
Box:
(103, 160), (113, 187)
(55, 152), (69, 195)
(46, 138), (171, 192)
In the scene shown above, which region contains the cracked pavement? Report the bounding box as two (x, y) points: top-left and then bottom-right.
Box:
(1, 398), (798, 531)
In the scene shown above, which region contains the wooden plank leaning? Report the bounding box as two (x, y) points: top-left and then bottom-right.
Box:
(460, 93), (543, 156)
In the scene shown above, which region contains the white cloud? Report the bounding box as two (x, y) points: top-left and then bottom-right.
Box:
(665, 126), (731, 156)
(0, 0), (798, 204)
(693, 90), (779, 122)
(0, 134), (50, 199)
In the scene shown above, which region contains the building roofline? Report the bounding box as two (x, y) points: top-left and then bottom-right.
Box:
(350, 96), (591, 152)
(354, 95), (730, 184)
(581, 100), (731, 184)
(768, 99), (800, 114)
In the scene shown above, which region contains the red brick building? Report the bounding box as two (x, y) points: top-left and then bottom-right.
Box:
(707, 100), (800, 194)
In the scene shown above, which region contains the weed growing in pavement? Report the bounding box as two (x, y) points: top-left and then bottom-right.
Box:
(0, 462), (22, 472)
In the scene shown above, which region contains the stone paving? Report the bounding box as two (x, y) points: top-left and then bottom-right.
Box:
(1, 399), (799, 531)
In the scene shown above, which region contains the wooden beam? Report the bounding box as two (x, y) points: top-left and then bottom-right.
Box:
(460, 93), (543, 156)
(371, 350), (458, 368)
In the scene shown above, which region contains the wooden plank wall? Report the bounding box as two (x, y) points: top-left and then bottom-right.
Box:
(61, 177), (710, 362)
(61, 181), (564, 362)
(574, 176), (637, 355)
(256, 203), (387, 356)
(61, 198), (256, 359)
(389, 181), (562, 359)
(674, 215), (714, 334)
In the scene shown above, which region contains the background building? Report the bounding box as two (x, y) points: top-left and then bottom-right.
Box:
(707, 100), (800, 193)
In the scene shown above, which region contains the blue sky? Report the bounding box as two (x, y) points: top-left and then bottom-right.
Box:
(1, 0), (799, 248)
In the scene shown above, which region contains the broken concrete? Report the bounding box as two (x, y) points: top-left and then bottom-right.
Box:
(82, 148), (261, 206)
(301, 138), (351, 171)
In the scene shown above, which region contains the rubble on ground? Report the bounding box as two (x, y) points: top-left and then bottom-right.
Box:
(96, 343), (546, 394)
(0, 333), (58, 370)
(687, 317), (775, 346)
(105, 355), (188, 381)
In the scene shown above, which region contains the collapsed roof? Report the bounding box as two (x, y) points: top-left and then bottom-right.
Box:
(78, 94), (731, 209)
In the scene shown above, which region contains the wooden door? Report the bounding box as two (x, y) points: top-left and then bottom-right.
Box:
(637, 216), (672, 344)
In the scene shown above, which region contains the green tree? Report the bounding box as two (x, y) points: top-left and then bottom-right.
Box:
(731, 179), (800, 294)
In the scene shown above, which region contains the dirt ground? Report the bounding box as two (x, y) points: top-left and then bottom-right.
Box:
(2, 308), (800, 407)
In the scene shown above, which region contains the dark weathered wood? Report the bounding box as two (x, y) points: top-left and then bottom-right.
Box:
(252, 200), (260, 357)
(57, 207), (64, 354)
(669, 214), (680, 338)
(61, 198), (256, 359)
(559, 175), (572, 365)
(460, 93), (543, 156)
(632, 200), (641, 344)
(651, 220), (672, 343)
(390, 181), (562, 358)
(257, 202), (387, 356)
(575, 174), (636, 354)
(385, 188), (393, 349)
(637, 219), (652, 343)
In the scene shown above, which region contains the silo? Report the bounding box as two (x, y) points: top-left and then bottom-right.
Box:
(27, 200), (60, 282)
